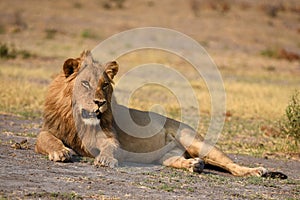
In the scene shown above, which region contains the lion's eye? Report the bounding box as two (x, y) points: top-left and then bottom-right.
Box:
(102, 82), (109, 90)
(81, 81), (90, 89)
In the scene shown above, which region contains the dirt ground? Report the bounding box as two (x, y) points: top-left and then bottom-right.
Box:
(0, 114), (299, 199)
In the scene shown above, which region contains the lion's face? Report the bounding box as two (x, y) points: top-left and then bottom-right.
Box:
(63, 51), (118, 126)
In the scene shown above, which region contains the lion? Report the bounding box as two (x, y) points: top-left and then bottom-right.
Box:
(35, 51), (285, 178)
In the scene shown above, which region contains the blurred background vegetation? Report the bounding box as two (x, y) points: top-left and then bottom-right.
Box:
(0, 0), (299, 159)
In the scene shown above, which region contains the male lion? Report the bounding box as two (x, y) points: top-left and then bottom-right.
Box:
(36, 51), (275, 177)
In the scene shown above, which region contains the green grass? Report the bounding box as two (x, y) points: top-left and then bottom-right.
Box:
(81, 29), (100, 39)
(0, 196), (8, 200)
(280, 90), (300, 146)
(24, 191), (82, 199)
(15, 132), (37, 138)
(260, 48), (279, 59)
(158, 184), (175, 192)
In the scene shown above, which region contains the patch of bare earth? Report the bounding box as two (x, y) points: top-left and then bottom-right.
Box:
(0, 114), (299, 199)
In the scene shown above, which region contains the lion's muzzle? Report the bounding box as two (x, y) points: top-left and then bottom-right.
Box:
(93, 99), (106, 107)
(81, 109), (98, 119)
(93, 98), (107, 118)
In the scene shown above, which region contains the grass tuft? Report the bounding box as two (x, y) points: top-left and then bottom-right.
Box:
(280, 90), (300, 147)
(0, 43), (33, 59)
(81, 29), (99, 39)
(0, 43), (17, 59)
(44, 28), (58, 40)
(260, 48), (278, 59)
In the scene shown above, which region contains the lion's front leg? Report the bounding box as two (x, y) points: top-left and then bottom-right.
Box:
(35, 131), (73, 162)
(94, 138), (119, 168)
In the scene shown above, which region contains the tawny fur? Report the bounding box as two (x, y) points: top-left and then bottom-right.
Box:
(35, 51), (119, 167)
(36, 51), (268, 177)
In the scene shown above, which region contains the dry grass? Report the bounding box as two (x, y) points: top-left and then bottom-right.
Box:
(0, 0), (299, 158)
(117, 50), (299, 121)
(0, 62), (54, 118)
(116, 50), (299, 157)
(225, 81), (294, 119)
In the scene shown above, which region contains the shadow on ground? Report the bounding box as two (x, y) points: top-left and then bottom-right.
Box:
(0, 114), (299, 199)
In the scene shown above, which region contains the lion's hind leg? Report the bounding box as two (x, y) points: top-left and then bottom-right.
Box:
(158, 147), (204, 173)
(35, 131), (73, 162)
(203, 152), (268, 177)
(178, 130), (268, 177)
(192, 144), (268, 177)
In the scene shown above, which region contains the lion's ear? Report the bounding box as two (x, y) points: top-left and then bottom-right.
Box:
(104, 61), (119, 80)
(63, 58), (79, 78)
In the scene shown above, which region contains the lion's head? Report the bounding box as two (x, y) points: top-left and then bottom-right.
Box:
(63, 51), (118, 127)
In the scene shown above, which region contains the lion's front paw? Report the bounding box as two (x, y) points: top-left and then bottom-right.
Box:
(188, 158), (205, 173)
(48, 147), (72, 162)
(94, 155), (118, 168)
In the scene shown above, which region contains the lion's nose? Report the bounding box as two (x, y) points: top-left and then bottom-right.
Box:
(93, 99), (106, 107)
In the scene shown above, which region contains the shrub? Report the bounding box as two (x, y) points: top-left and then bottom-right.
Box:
(0, 43), (33, 59)
(0, 43), (17, 59)
(281, 90), (300, 146)
(0, 25), (5, 34)
(81, 29), (99, 39)
(102, 0), (126, 9)
(45, 28), (57, 40)
(260, 48), (278, 58)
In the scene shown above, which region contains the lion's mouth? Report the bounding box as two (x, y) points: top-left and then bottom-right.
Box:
(81, 109), (101, 119)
